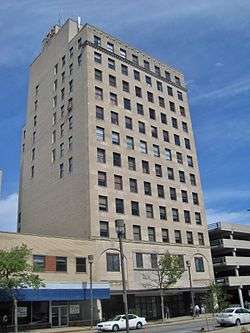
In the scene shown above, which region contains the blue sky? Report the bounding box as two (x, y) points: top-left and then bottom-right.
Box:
(0, 0), (250, 231)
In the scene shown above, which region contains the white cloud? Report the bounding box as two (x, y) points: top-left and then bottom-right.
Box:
(0, 193), (18, 232)
(206, 208), (250, 226)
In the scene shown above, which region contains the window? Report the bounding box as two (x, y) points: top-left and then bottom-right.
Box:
(69, 63), (73, 75)
(144, 182), (151, 195)
(114, 175), (123, 190)
(170, 187), (177, 200)
(180, 106), (186, 116)
(174, 134), (180, 146)
(52, 112), (57, 125)
(78, 37), (82, 49)
(61, 88), (65, 100)
(109, 75), (116, 87)
(192, 192), (199, 205)
(147, 91), (154, 103)
(177, 152), (183, 164)
(112, 131), (120, 145)
(169, 101), (175, 112)
(159, 206), (167, 220)
(177, 91), (183, 101)
(157, 81), (163, 92)
(153, 145), (160, 157)
(187, 155), (194, 167)
(129, 178), (138, 193)
(54, 63), (58, 75)
(94, 35), (101, 46)
(32, 131), (36, 144)
(155, 65), (161, 76)
(135, 86), (142, 97)
(76, 257), (86, 273)
(172, 117), (178, 129)
(111, 111), (119, 125)
(97, 148), (106, 163)
(149, 108), (156, 120)
(162, 229), (169, 243)
(68, 97), (73, 110)
(145, 75), (152, 86)
(132, 54), (139, 64)
(159, 96), (165, 108)
(148, 227), (156, 241)
(172, 208), (179, 222)
(60, 143), (64, 158)
(68, 116), (73, 130)
(155, 164), (162, 177)
(165, 71), (171, 80)
(162, 130), (169, 143)
(61, 71), (65, 83)
(94, 52), (102, 63)
(96, 127), (105, 141)
(144, 60), (150, 69)
(136, 253), (143, 268)
(35, 85), (39, 96)
(195, 212), (202, 225)
(128, 156), (136, 171)
(195, 257), (204, 272)
(182, 122), (188, 133)
(126, 136), (134, 150)
(34, 100), (38, 111)
(164, 149), (172, 161)
(161, 113), (167, 124)
(175, 76), (181, 85)
(121, 64), (128, 75)
(125, 116), (133, 129)
(140, 140), (147, 154)
(95, 69), (102, 81)
(198, 233), (205, 245)
(167, 167), (174, 180)
(113, 152), (121, 167)
(184, 210), (191, 224)
(151, 254), (158, 269)
(151, 126), (158, 138)
(52, 130), (56, 143)
(108, 58), (115, 70)
(122, 80), (129, 92)
(53, 95), (57, 107)
(107, 253), (120, 272)
(181, 190), (188, 203)
(107, 42), (114, 52)
(33, 115), (37, 127)
(124, 98), (131, 110)
(131, 201), (140, 216)
(51, 149), (56, 163)
(31, 165), (35, 178)
(68, 157), (73, 175)
(133, 225), (141, 241)
(138, 121), (146, 134)
(187, 231), (193, 245)
(31, 148), (35, 161)
(157, 185), (165, 198)
(185, 138), (191, 150)
(120, 48), (126, 58)
(99, 195), (108, 211)
(100, 221), (109, 238)
(95, 86), (103, 100)
(96, 106), (104, 120)
(59, 163), (64, 178)
(142, 160), (149, 174)
(116, 198), (124, 214)
(174, 230), (182, 244)
(56, 257), (67, 272)
(146, 204), (154, 218)
(136, 103), (144, 115)
(98, 171), (107, 187)
(190, 174), (196, 186)
(110, 93), (118, 105)
(33, 255), (45, 272)
(167, 86), (173, 96)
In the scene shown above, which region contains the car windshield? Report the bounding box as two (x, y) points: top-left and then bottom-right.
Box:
(222, 308), (234, 313)
(112, 315), (121, 321)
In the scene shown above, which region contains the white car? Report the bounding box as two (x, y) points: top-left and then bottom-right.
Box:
(216, 307), (250, 326)
(97, 314), (147, 331)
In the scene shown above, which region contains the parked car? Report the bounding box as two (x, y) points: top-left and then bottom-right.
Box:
(97, 314), (147, 331)
(216, 307), (250, 326)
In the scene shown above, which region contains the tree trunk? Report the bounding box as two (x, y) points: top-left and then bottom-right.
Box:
(14, 297), (18, 333)
(160, 288), (165, 323)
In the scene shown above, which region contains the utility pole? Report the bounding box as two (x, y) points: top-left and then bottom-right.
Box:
(88, 254), (94, 328)
(186, 260), (195, 316)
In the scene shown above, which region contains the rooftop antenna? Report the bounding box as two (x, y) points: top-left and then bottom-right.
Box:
(58, 10), (62, 26)
(77, 16), (81, 30)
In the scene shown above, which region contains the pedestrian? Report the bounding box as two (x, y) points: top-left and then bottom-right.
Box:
(164, 304), (170, 319)
(201, 304), (206, 314)
(194, 304), (200, 317)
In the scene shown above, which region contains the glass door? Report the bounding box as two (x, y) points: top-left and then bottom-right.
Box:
(52, 307), (60, 327)
(52, 306), (68, 327)
(60, 306), (68, 326)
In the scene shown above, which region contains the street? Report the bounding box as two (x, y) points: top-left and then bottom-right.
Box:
(145, 319), (217, 333)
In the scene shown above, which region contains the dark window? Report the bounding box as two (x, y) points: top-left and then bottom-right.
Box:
(121, 64), (128, 75)
(97, 148), (106, 163)
(181, 190), (188, 203)
(153, 144), (160, 157)
(147, 91), (154, 103)
(138, 121), (146, 134)
(137, 103), (144, 115)
(131, 201), (140, 216)
(177, 91), (183, 101)
(129, 178), (138, 193)
(144, 60), (150, 69)
(175, 76), (181, 85)
(108, 58), (115, 70)
(180, 106), (186, 116)
(185, 138), (191, 150)
(107, 253), (120, 272)
(109, 75), (116, 87)
(95, 86), (103, 100)
(167, 167), (174, 180)
(132, 54), (139, 64)
(159, 206), (167, 220)
(100, 221), (109, 238)
(195, 257), (204, 272)
(151, 126), (158, 138)
(33, 255), (45, 272)
(116, 198), (124, 214)
(128, 156), (136, 171)
(142, 160), (150, 174)
(187, 231), (193, 245)
(162, 229), (169, 243)
(170, 187), (177, 200)
(190, 174), (196, 186)
(98, 171), (107, 186)
(114, 175), (123, 190)
(145, 75), (152, 86)
(187, 155), (194, 167)
(125, 116), (133, 130)
(95, 68), (102, 81)
(113, 152), (121, 167)
(177, 152), (183, 164)
(126, 136), (134, 150)
(136, 253), (143, 268)
(174, 134), (180, 146)
(159, 96), (165, 108)
(122, 80), (130, 92)
(157, 185), (165, 198)
(157, 81), (163, 92)
(134, 70), (140, 80)
(124, 98), (131, 110)
(149, 108), (156, 120)
(94, 35), (101, 46)
(151, 254), (158, 269)
(184, 210), (191, 224)
(133, 225), (141, 241)
(155, 65), (161, 76)
(192, 192), (199, 205)
(155, 164), (162, 177)
(135, 86), (142, 97)
(198, 233), (205, 245)
(174, 230), (182, 244)
(120, 48), (127, 58)
(111, 111), (119, 125)
(161, 113), (167, 124)
(99, 196), (108, 211)
(165, 71), (171, 80)
(148, 227), (156, 242)
(110, 92), (117, 105)
(112, 131), (120, 145)
(56, 257), (67, 272)
(107, 42), (114, 52)
(146, 204), (154, 218)
(140, 140), (147, 154)
(172, 117), (178, 129)
(76, 257), (86, 272)
(182, 122), (188, 133)
(195, 212), (202, 225)
(167, 86), (173, 96)
(163, 130), (169, 142)
(169, 101), (175, 112)
(144, 182), (152, 195)
(172, 208), (179, 222)
(96, 106), (104, 120)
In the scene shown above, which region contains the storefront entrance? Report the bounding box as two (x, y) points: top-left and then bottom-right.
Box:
(52, 306), (68, 327)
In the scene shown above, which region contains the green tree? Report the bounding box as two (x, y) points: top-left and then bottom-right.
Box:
(143, 251), (183, 322)
(0, 244), (44, 332)
(205, 282), (230, 313)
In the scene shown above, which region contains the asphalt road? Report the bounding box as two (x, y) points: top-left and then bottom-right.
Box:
(145, 319), (217, 333)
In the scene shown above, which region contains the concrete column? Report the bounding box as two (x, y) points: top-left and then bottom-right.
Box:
(96, 299), (102, 321)
(235, 267), (239, 276)
(238, 287), (244, 308)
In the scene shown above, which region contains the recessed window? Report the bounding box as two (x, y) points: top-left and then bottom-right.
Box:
(131, 201), (140, 216)
(155, 164), (162, 177)
(140, 140), (147, 154)
(96, 106), (104, 120)
(160, 113), (167, 124)
(133, 225), (141, 241)
(110, 93), (118, 105)
(121, 64), (128, 75)
(145, 75), (152, 86)
(96, 126), (105, 142)
(111, 111), (119, 125)
(190, 174), (196, 186)
(33, 255), (45, 272)
(108, 58), (115, 70)
(157, 81), (163, 92)
(174, 134), (180, 146)
(172, 117), (178, 129)
(148, 227), (156, 241)
(167, 167), (174, 180)
(135, 86), (142, 97)
(129, 178), (138, 193)
(157, 185), (165, 198)
(128, 156), (136, 171)
(198, 233), (205, 245)
(177, 91), (183, 101)
(132, 54), (139, 64)
(115, 198), (124, 214)
(134, 70), (140, 81)
(122, 80), (130, 92)
(159, 97), (165, 108)
(180, 106), (186, 116)
(113, 152), (121, 167)
(185, 138), (191, 150)
(124, 98), (131, 110)
(100, 221), (109, 238)
(138, 121), (146, 134)
(109, 75), (116, 87)
(181, 190), (188, 203)
(153, 144), (160, 157)
(135, 253), (143, 268)
(170, 187), (177, 200)
(107, 42), (114, 52)
(179, 171), (185, 183)
(147, 92), (154, 103)
(95, 69), (102, 81)
(187, 231), (193, 245)
(187, 155), (194, 167)
(172, 208), (179, 222)
(126, 136), (134, 150)
(195, 257), (204, 272)
(155, 65), (161, 76)
(144, 60), (150, 69)
(112, 131), (120, 145)
(146, 204), (154, 218)
(107, 253), (120, 272)
(162, 130), (169, 143)
(192, 192), (199, 205)
(175, 76), (181, 85)
(56, 256), (67, 272)
(97, 148), (106, 163)
(59, 163), (64, 178)
(120, 48), (127, 58)
(94, 35), (101, 46)
(76, 257), (86, 273)
(167, 86), (173, 96)
(114, 175), (123, 190)
(125, 116), (133, 130)
(98, 171), (107, 187)
(162, 229), (169, 243)
(151, 254), (158, 269)
(177, 152), (183, 164)
(95, 87), (103, 100)
(195, 212), (202, 225)
(142, 160), (149, 174)
(144, 182), (151, 195)
(159, 206), (167, 220)
(182, 122), (188, 133)
(151, 126), (158, 138)
(169, 101), (175, 112)
(94, 52), (102, 63)
(184, 210), (191, 224)
(149, 108), (156, 120)
(174, 230), (182, 244)
(99, 195), (108, 211)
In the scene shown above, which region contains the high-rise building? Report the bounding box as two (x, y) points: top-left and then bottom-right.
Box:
(18, 19), (213, 319)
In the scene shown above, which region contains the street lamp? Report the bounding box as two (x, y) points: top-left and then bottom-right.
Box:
(115, 219), (129, 333)
(88, 254), (94, 328)
(186, 260), (195, 317)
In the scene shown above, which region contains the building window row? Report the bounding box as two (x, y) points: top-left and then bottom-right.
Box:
(33, 255), (86, 273)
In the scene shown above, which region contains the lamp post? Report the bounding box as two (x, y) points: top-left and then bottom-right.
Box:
(186, 260), (195, 316)
(88, 254), (94, 328)
(115, 219), (129, 333)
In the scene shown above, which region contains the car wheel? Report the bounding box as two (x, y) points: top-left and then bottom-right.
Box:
(220, 324), (225, 327)
(235, 319), (241, 326)
(112, 324), (119, 332)
(136, 322), (142, 329)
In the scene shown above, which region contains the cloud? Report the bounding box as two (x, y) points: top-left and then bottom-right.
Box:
(215, 62), (223, 67)
(0, 193), (18, 232)
(206, 208), (250, 225)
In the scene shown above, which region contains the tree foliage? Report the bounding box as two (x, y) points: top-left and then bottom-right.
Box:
(157, 252), (184, 289)
(204, 282), (230, 313)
